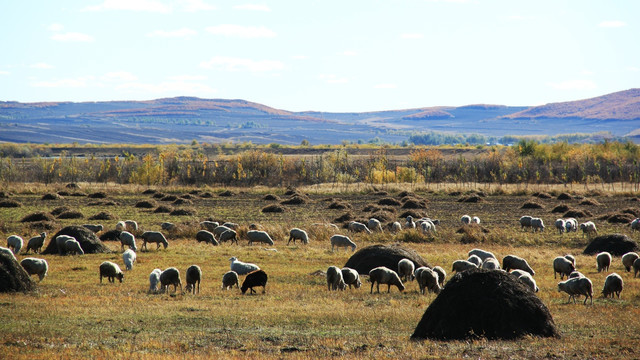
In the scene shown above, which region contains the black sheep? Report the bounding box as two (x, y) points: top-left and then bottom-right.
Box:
(241, 270), (268, 294)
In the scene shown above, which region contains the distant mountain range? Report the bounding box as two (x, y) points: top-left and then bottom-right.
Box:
(1, 89), (639, 145)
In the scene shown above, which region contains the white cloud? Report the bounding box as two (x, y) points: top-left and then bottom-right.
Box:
(102, 71), (138, 82)
(30, 63), (54, 69)
(168, 75), (207, 81)
(581, 70), (594, 76)
(318, 74), (348, 84)
(234, 4), (271, 11)
(51, 32), (95, 42)
(82, 0), (171, 13)
(147, 28), (197, 38)
(628, 66), (640, 72)
(179, 0), (216, 12)
(200, 56), (284, 72)
(598, 20), (627, 28)
(31, 76), (95, 88)
(374, 83), (397, 89)
(117, 81), (217, 94)
(547, 79), (597, 90)
(0, 70), (9, 75)
(292, 55), (309, 60)
(48, 23), (64, 32)
(342, 50), (357, 56)
(206, 24), (276, 38)
(401, 33), (423, 39)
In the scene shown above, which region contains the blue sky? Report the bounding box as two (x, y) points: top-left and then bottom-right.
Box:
(0, 0), (638, 112)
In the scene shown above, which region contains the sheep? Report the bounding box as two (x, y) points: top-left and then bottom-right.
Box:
(64, 239), (84, 255)
(417, 267), (441, 294)
(390, 221), (402, 233)
(159, 267), (182, 293)
(519, 215), (533, 231)
(122, 249), (136, 270)
(452, 260), (478, 273)
(565, 218), (578, 232)
(185, 265), (202, 294)
(161, 222), (176, 231)
(82, 224), (103, 233)
(509, 269), (529, 278)
(460, 215), (471, 225)
(341, 267), (361, 289)
(288, 228), (309, 245)
(420, 220), (436, 235)
(596, 252), (612, 272)
(531, 217), (545, 232)
(432, 266), (446, 287)
(472, 216), (481, 225)
(118, 231), (137, 251)
(249, 223), (261, 230)
(222, 222), (238, 230)
(25, 232), (46, 254)
(397, 258), (415, 282)
(124, 220), (138, 232)
(115, 221), (126, 231)
(327, 266), (347, 291)
(200, 221), (219, 231)
(229, 257), (260, 275)
(0, 246), (17, 261)
(554, 219), (566, 234)
(330, 234), (356, 252)
(630, 218), (640, 232)
(140, 231), (169, 250)
(369, 266), (405, 293)
(579, 221), (597, 238)
(55, 235), (75, 255)
(219, 230), (238, 245)
(466, 254), (482, 267)
(621, 252), (639, 272)
(502, 255), (535, 276)
(99, 261), (124, 283)
(368, 218), (383, 233)
(196, 230), (219, 245)
(602, 273), (623, 299)
(558, 276), (593, 305)
(241, 269), (268, 294)
(481, 257), (501, 270)
(518, 273), (539, 292)
(149, 269), (162, 293)
(553, 256), (576, 279)
(468, 248), (496, 262)
(569, 271), (585, 279)
(348, 221), (371, 234)
(405, 215), (416, 229)
(222, 271), (239, 290)
(213, 225), (232, 237)
(6, 235), (23, 254)
(247, 230), (274, 246)
(20, 257), (48, 281)
(564, 254), (576, 268)
(634, 258), (640, 278)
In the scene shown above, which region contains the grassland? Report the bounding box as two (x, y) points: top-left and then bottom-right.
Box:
(1, 183), (640, 359)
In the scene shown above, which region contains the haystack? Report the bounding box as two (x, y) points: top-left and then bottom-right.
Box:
(154, 205), (173, 213)
(521, 201), (543, 209)
(88, 211), (115, 220)
(378, 198), (401, 206)
(458, 195), (482, 203)
(50, 206), (71, 216)
(281, 196), (306, 205)
(411, 269), (559, 340)
(563, 209), (592, 218)
(262, 204), (285, 213)
(99, 230), (122, 241)
(218, 190), (235, 197)
(87, 192), (107, 199)
(263, 194), (280, 201)
(0, 200), (22, 208)
(0, 251), (35, 293)
(344, 244), (429, 275)
(135, 200), (157, 208)
(583, 234), (639, 256)
(401, 198), (427, 209)
(56, 210), (84, 219)
(170, 208), (196, 216)
(41, 193), (61, 200)
(328, 201), (351, 210)
(551, 204), (570, 213)
(161, 195), (178, 202)
(21, 212), (55, 223)
(557, 193), (573, 200)
(42, 226), (110, 254)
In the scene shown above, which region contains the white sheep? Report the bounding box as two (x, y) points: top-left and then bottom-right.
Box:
(397, 258), (415, 282)
(596, 252), (612, 272)
(247, 230), (274, 246)
(141, 231), (169, 250)
(634, 258), (640, 278)
(621, 252), (639, 272)
(185, 265), (202, 294)
(20, 257), (48, 281)
(196, 230), (218, 245)
(326, 266), (346, 291)
(288, 228), (309, 245)
(115, 221), (126, 231)
(213, 225), (232, 237)
(602, 273), (623, 298)
(55, 235), (75, 255)
(369, 266), (405, 293)
(348, 221), (371, 234)
(124, 220), (138, 232)
(160, 267), (182, 293)
(531, 217), (545, 232)
(518, 273), (539, 292)
(460, 215), (471, 225)
(558, 276), (593, 305)
(25, 232), (47, 254)
(229, 257), (260, 275)
(432, 266), (446, 287)
(509, 269), (529, 278)
(553, 256), (576, 279)
(579, 221), (597, 238)
(6, 235), (23, 254)
(341, 267), (361, 289)
(472, 216), (481, 225)
(569, 271), (585, 279)
(502, 255), (535, 276)
(367, 218), (383, 233)
(219, 229), (238, 245)
(118, 231), (137, 251)
(417, 267), (441, 295)
(64, 238), (84, 255)
(554, 219), (566, 234)
(82, 224), (103, 233)
(161, 222), (176, 231)
(222, 271), (239, 290)
(404, 215), (416, 229)
(330, 234), (356, 252)
(466, 255), (482, 267)
(200, 221), (219, 231)
(630, 218), (640, 232)
(481, 257), (501, 270)
(420, 220), (436, 235)
(99, 261), (124, 283)
(519, 215), (533, 231)
(390, 221), (402, 233)
(468, 248), (496, 262)
(223, 222), (238, 230)
(451, 260), (477, 273)
(565, 218), (578, 232)
(149, 268), (162, 293)
(122, 249), (136, 270)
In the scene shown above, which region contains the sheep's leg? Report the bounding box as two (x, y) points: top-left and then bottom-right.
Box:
(387, 284), (391, 293)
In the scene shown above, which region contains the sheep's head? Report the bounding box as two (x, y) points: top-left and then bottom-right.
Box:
(116, 273), (124, 283)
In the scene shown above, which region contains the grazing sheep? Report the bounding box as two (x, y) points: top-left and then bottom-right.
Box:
(472, 216), (481, 225)
(397, 258), (415, 282)
(122, 249), (136, 270)
(99, 261), (124, 283)
(468, 248), (496, 262)
(630, 218), (640, 232)
(634, 258), (640, 278)
(369, 266), (405, 293)
(288, 228), (309, 245)
(247, 230), (274, 246)
(6, 235), (23, 254)
(0, 246), (17, 261)
(558, 276), (593, 305)
(602, 273), (623, 299)
(554, 219), (566, 234)
(20, 257), (48, 281)
(141, 231), (169, 250)
(213, 225), (232, 237)
(222, 222), (238, 230)
(348, 221), (372, 234)
(149, 269), (162, 293)
(405, 216), (416, 229)
(118, 231), (137, 251)
(64, 239), (84, 255)
(518, 273), (539, 292)
(569, 271), (585, 279)
(160, 267), (182, 293)
(200, 221), (219, 231)
(553, 256), (576, 279)
(460, 215), (471, 225)
(248, 223), (260, 230)
(502, 255), (535, 276)
(596, 252), (612, 272)
(185, 265), (202, 294)
(196, 230), (219, 245)
(115, 221), (126, 231)
(466, 255), (482, 267)
(519, 215), (533, 231)
(161, 222), (176, 231)
(124, 220), (138, 232)
(241, 269), (268, 294)
(509, 269), (529, 278)
(82, 224), (103, 233)
(565, 218), (578, 232)
(55, 235), (75, 255)
(391, 221), (402, 233)
(330, 234), (356, 252)
(579, 221), (598, 238)
(417, 267), (441, 295)
(481, 258), (501, 270)
(222, 271), (239, 290)
(327, 266), (347, 291)
(25, 232), (46, 254)
(229, 257), (260, 275)
(414, 267), (428, 288)
(420, 220), (436, 234)
(341, 267), (361, 289)
(564, 254), (576, 268)
(368, 218), (383, 233)
(621, 252), (639, 272)
(219, 229), (238, 245)
(432, 266), (446, 287)
(452, 260), (478, 273)
(531, 217), (545, 232)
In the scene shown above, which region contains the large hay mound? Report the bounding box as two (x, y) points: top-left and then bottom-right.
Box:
(401, 198), (427, 209)
(50, 206), (71, 216)
(199, 192), (213, 198)
(328, 201), (351, 210)
(563, 209), (592, 218)
(399, 210), (427, 219)
(262, 204), (285, 213)
(41, 193), (61, 200)
(57, 210), (84, 219)
(344, 244), (429, 275)
(334, 212), (354, 223)
(579, 198), (601, 206)
(411, 269), (559, 340)
(135, 200), (157, 208)
(521, 200), (543, 209)
(0, 251), (35, 293)
(0, 199), (22, 208)
(142, 189), (157, 195)
(533, 192), (552, 199)
(88, 192), (107, 199)
(370, 210), (395, 223)
(170, 208), (196, 216)
(598, 213), (635, 224)
(557, 193), (573, 200)
(172, 198), (192, 206)
(378, 198), (401, 206)
(21, 212), (55, 223)
(218, 190), (235, 197)
(154, 205), (173, 213)
(551, 204), (570, 213)
(583, 234), (639, 256)
(458, 195), (483, 203)
(42, 226), (111, 254)
(88, 211), (115, 220)
(263, 194), (280, 201)
(161, 195), (178, 202)
(281, 196), (306, 205)
(152, 192), (166, 199)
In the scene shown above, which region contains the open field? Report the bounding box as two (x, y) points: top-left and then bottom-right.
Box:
(1, 183), (640, 359)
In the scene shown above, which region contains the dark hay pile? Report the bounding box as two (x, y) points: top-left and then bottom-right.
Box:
(411, 269), (558, 340)
(57, 210), (84, 219)
(334, 212), (354, 223)
(161, 195), (178, 202)
(88, 200), (118, 206)
(57, 191), (71, 196)
(135, 200), (157, 208)
(598, 213), (635, 224)
(457, 225), (489, 244)
(65, 183), (79, 189)
(152, 192), (167, 199)
(622, 208), (640, 217)
(180, 194), (195, 200)
(399, 210), (427, 219)
(199, 192), (213, 198)
(0, 191), (9, 198)
(373, 191), (388, 196)
(369, 210), (395, 223)
(281, 196), (306, 205)
(448, 191), (462, 196)
(172, 198), (192, 206)
(41, 193), (61, 200)
(583, 234), (639, 256)
(263, 194), (280, 201)
(579, 198), (601, 206)
(88, 211), (116, 220)
(188, 190), (201, 195)
(218, 190), (235, 197)
(557, 193), (573, 200)
(284, 188), (299, 196)
(42, 226), (111, 254)
(0, 199), (22, 208)
(21, 212), (55, 223)
(563, 209), (592, 218)
(99, 229), (122, 241)
(328, 201), (351, 210)
(87, 192), (107, 199)
(551, 204), (570, 213)
(69, 192), (87, 197)
(401, 198), (427, 209)
(50, 206), (71, 216)
(398, 190), (416, 198)
(26, 221), (56, 231)
(262, 204), (285, 213)
(154, 205), (173, 213)
(521, 201), (544, 209)
(458, 195), (483, 203)
(532, 192), (552, 199)
(344, 244), (429, 275)
(362, 204), (381, 212)
(378, 198), (401, 206)
(170, 208), (196, 216)
(0, 251), (35, 293)
(142, 189), (157, 195)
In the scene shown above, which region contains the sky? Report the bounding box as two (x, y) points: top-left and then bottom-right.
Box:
(0, 0), (638, 112)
